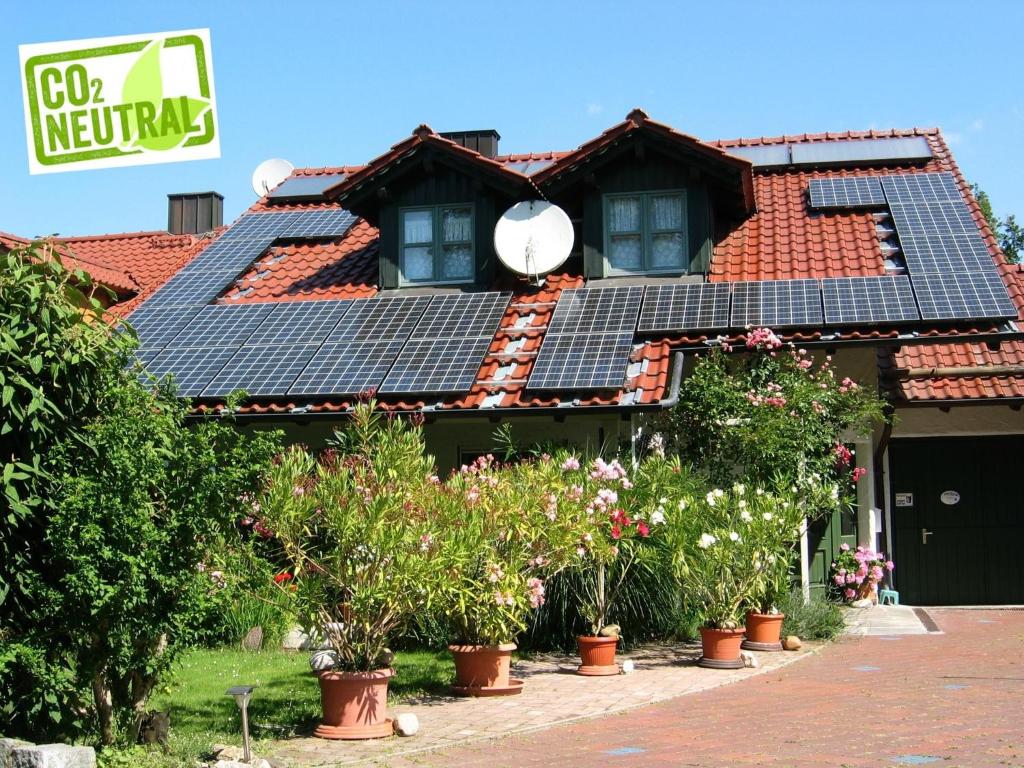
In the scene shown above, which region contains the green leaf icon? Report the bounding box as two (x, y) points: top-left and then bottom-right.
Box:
(121, 40), (163, 149)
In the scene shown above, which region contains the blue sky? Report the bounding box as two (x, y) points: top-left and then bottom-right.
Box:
(3, 1), (1023, 238)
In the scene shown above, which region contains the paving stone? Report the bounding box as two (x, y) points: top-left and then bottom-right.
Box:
(10, 745), (95, 768)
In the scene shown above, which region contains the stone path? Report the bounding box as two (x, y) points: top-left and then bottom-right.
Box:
(398, 609), (1024, 768)
(269, 640), (816, 767)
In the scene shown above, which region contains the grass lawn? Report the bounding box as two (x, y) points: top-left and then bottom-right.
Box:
(109, 647), (452, 767)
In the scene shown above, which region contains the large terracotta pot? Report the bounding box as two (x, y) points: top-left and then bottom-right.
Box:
(698, 627), (746, 669)
(857, 580), (879, 604)
(314, 668), (394, 740)
(742, 611), (785, 652)
(576, 635), (620, 676)
(449, 643), (522, 696)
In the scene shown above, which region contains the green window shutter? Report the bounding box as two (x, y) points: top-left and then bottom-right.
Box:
(582, 192), (605, 278)
(379, 205), (399, 289)
(687, 186), (712, 274)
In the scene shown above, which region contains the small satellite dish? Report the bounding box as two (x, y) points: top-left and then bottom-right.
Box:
(494, 200), (573, 282)
(251, 158), (295, 197)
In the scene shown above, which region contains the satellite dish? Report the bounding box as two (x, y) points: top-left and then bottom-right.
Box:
(251, 158), (295, 196)
(494, 200), (573, 282)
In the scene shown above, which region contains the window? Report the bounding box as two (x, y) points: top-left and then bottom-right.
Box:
(400, 205), (474, 284)
(604, 191), (687, 273)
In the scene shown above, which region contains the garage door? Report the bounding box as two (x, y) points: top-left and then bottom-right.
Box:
(889, 436), (1024, 605)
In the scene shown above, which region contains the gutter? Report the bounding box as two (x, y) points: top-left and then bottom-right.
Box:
(187, 351), (688, 424)
(900, 364), (1024, 378)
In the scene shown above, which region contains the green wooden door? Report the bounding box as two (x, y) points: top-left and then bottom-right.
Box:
(889, 436), (1024, 605)
(808, 503), (858, 595)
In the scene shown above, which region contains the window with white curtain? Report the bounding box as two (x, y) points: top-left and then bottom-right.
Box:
(604, 191), (687, 273)
(400, 204), (474, 284)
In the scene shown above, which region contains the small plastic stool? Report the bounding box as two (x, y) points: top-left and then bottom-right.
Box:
(879, 589), (899, 606)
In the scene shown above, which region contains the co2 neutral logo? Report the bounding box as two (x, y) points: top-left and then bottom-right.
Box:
(19, 29), (220, 174)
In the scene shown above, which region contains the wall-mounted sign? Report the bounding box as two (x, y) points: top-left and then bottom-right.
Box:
(940, 490), (961, 506)
(895, 493), (913, 507)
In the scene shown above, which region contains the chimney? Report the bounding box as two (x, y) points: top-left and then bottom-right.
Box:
(439, 129), (501, 159)
(167, 192), (224, 235)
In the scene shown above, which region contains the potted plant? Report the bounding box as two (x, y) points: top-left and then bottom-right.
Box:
(251, 403), (443, 739)
(830, 544), (895, 603)
(553, 454), (660, 676)
(436, 454), (574, 695)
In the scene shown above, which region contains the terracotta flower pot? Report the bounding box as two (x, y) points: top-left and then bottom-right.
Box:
(857, 580), (879, 603)
(698, 627), (746, 669)
(449, 643), (523, 696)
(313, 668), (394, 740)
(742, 611), (785, 652)
(576, 635), (620, 676)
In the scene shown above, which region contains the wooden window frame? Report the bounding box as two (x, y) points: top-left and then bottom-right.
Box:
(399, 203), (475, 286)
(602, 190), (688, 276)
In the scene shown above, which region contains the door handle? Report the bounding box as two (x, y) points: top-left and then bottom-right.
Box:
(921, 528), (934, 545)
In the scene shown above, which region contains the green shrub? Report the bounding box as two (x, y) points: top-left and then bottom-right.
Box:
(779, 589), (846, 640)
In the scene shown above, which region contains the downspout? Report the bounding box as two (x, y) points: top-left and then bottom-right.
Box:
(631, 350), (685, 465)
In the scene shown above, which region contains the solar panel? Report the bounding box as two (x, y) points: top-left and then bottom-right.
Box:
(126, 304), (205, 348)
(203, 344), (319, 397)
(281, 209), (358, 239)
(911, 271), (1018, 322)
(218, 211), (305, 241)
(266, 174), (347, 201)
(790, 137), (932, 167)
(528, 332), (635, 390)
(378, 337), (494, 394)
(638, 283), (731, 332)
(162, 303), (275, 348)
(722, 144), (791, 168)
(331, 296), (433, 341)
(142, 269), (242, 307)
(547, 286), (644, 335)
(895, 232), (993, 275)
(821, 276), (920, 325)
(176, 237), (276, 275)
(289, 339), (407, 396)
(730, 279), (823, 328)
(808, 177), (886, 210)
(880, 172), (961, 204)
(409, 292), (512, 339)
(141, 346), (239, 396)
(246, 300), (353, 346)
(503, 159), (556, 175)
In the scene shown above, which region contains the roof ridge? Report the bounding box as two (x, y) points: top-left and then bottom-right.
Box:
(710, 127), (940, 148)
(56, 229), (176, 243)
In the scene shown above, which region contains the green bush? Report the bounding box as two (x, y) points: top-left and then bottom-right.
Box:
(779, 589), (846, 640)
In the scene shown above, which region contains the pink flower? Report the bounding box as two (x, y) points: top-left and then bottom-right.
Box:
(885, 560), (895, 571)
(852, 467), (867, 482)
(834, 574), (845, 586)
(527, 577), (545, 609)
(561, 456), (580, 471)
(636, 521), (650, 537)
(870, 566), (884, 581)
(844, 588), (856, 599)
(745, 327), (783, 351)
(610, 524), (622, 540)
(419, 534), (433, 551)
(839, 543), (850, 552)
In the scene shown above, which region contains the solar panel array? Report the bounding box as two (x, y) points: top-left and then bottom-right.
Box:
(638, 283), (731, 332)
(808, 177), (887, 210)
(379, 292), (512, 394)
(502, 158), (557, 175)
(881, 172), (1017, 321)
(730, 279), (824, 328)
(821, 276), (920, 325)
(529, 287), (644, 391)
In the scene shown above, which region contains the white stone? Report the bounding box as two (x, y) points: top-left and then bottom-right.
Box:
(394, 712), (419, 737)
(621, 659), (635, 674)
(740, 651), (759, 668)
(309, 649), (337, 671)
(851, 598), (874, 609)
(11, 744), (95, 768)
(281, 626), (311, 650)
(1, 739), (33, 768)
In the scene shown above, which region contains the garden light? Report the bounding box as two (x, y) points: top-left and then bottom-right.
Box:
(224, 685), (256, 763)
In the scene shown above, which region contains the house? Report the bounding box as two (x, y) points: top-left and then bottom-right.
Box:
(28, 110), (1024, 605)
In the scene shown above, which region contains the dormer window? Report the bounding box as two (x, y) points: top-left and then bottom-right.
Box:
(604, 190), (687, 274)
(400, 204), (474, 284)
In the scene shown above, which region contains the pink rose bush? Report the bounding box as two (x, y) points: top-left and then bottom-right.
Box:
(830, 544), (894, 601)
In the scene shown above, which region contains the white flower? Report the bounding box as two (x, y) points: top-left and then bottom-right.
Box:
(713, 488), (725, 498)
(698, 533), (717, 549)
(756, 488), (764, 496)
(706, 492), (716, 506)
(659, 497), (667, 505)
(762, 512), (773, 521)
(740, 510), (752, 523)
(650, 509), (666, 526)
(729, 531), (740, 542)
(733, 483), (745, 495)
(678, 498), (689, 510)
(738, 499), (747, 509)
(830, 485), (839, 501)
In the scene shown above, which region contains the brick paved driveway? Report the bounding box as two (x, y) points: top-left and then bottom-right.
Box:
(393, 610), (1023, 768)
